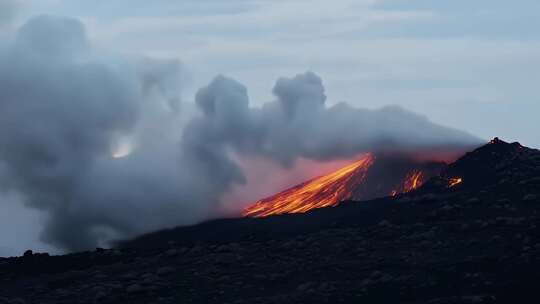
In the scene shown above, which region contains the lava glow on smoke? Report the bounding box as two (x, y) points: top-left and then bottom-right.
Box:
(243, 154), (376, 217)
(111, 139), (133, 159)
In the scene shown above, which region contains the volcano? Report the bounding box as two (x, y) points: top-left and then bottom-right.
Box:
(243, 153), (447, 217)
(3, 138), (540, 304)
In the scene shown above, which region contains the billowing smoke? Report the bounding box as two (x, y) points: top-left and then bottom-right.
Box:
(0, 15), (195, 251)
(186, 72), (480, 167)
(0, 0), (19, 27)
(0, 15), (480, 252)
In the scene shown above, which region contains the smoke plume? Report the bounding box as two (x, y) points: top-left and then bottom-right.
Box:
(0, 0), (19, 27)
(0, 15), (480, 251)
(187, 72), (480, 166)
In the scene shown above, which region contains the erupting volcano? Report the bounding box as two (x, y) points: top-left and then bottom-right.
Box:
(243, 153), (447, 217)
(243, 154), (375, 217)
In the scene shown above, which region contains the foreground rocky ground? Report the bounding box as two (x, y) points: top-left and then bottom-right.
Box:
(1, 139), (539, 304)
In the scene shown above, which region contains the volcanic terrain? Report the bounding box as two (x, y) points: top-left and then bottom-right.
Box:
(1, 138), (540, 304)
(243, 153), (446, 217)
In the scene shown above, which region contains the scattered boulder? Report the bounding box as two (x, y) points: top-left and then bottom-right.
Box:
(165, 249), (180, 257)
(156, 266), (175, 276)
(126, 284), (144, 294)
(523, 194), (538, 202)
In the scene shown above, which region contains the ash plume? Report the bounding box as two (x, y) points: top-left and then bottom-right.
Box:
(187, 72), (480, 167)
(0, 15), (194, 251)
(0, 15), (481, 252)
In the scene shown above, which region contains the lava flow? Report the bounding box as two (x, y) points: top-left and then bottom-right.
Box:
(390, 170), (426, 195)
(448, 177), (463, 187)
(243, 153), (446, 218)
(243, 154), (375, 217)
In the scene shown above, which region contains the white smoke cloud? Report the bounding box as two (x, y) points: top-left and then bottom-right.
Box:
(0, 15), (481, 252)
(187, 72), (480, 166)
(0, 15), (193, 250)
(0, 0), (19, 27)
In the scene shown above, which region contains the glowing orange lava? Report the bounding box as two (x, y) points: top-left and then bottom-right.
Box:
(404, 171), (424, 192)
(389, 170), (425, 196)
(448, 177), (463, 187)
(243, 154), (375, 217)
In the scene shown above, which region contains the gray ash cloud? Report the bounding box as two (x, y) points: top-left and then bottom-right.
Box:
(0, 15), (481, 252)
(0, 0), (19, 27)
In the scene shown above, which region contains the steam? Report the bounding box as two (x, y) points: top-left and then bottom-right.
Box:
(0, 15), (480, 252)
(188, 72), (480, 167)
(0, 0), (19, 28)
(0, 15), (191, 250)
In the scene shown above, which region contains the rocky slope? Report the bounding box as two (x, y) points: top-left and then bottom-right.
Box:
(1, 138), (540, 304)
(243, 153), (446, 217)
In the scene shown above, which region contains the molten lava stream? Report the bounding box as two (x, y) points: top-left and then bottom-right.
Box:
(448, 177), (463, 187)
(404, 171), (424, 192)
(388, 170), (425, 197)
(242, 154), (375, 218)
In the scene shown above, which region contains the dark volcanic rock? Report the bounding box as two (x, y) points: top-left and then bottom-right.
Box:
(1, 138), (540, 304)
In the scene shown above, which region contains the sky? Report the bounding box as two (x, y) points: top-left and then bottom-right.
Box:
(3, 0), (538, 147)
(0, 0), (538, 256)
